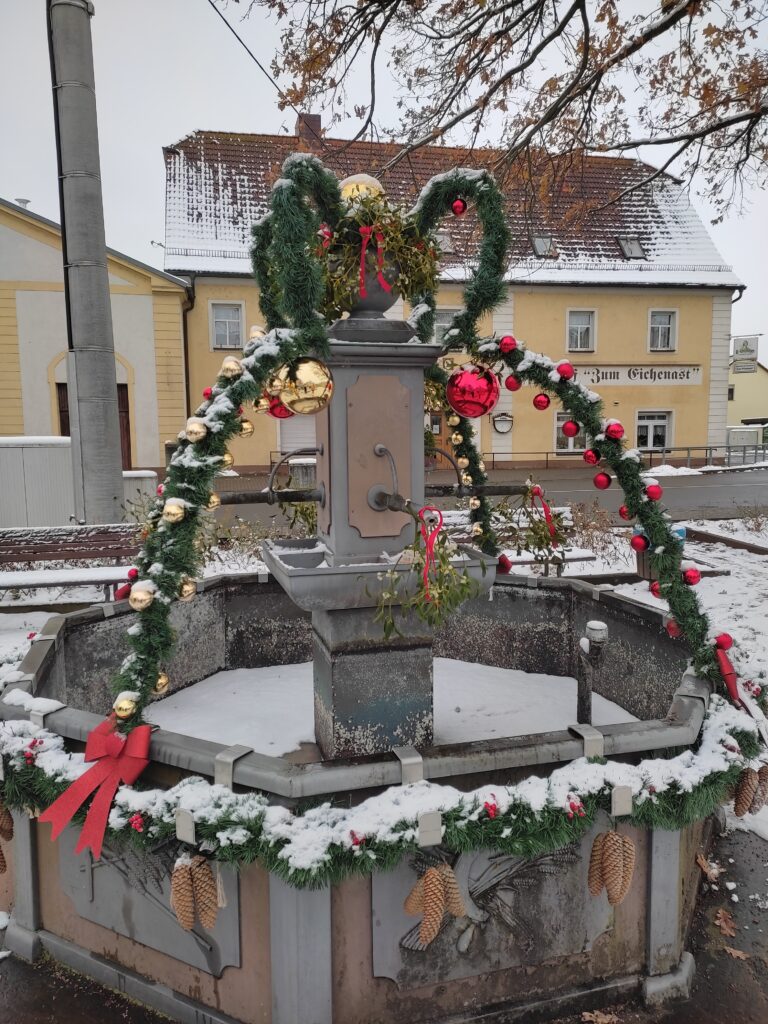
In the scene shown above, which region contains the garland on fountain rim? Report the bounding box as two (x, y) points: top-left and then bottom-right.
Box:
(0, 697), (761, 888)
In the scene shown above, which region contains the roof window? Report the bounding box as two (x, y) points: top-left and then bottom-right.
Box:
(531, 234), (557, 258)
(617, 235), (645, 259)
(436, 229), (455, 254)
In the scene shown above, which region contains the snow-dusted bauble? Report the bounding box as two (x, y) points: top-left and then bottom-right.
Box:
(239, 419), (255, 438)
(221, 452), (235, 469)
(650, 581), (662, 598)
(593, 472), (612, 490)
(451, 197), (467, 216)
(113, 692), (139, 720)
(715, 632), (733, 651)
(478, 460), (486, 472)
(156, 484), (164, 496)
(562, 420), (580, 438)
(504, 374), (522, 392)
(457, 456), (470, 470)
(618, 504), (632, 520)
(339, 173), (384, 201)
(445, 366), (500, 418)
(266, 397), (294, 419)
(604, 422), (624, 440)
(128, 586), (154, 612)
(185, 418), (208, 443)
(162, 499), (186, 524)
(469, 496), (481, 510)
(532, 393), (551, 411)
(556, 360), (575, 380)
(583, 449), (600, 466)
(249, 325), (266, 341)
(275, 358), (334, 415)
(471, 523), (483, 537)
(499, 335), (517, 353)
(461, 472), (473, 486)
(645, 483), (663, 501)
(666, 618), (683, 638)
(178, 577), (197, 602)
(682, 567), (701, 586)
(219, 357), (243, 379)
(206, 493), (221, 510)
(630, 534), (649, 552)
(154, 672), (170, 695)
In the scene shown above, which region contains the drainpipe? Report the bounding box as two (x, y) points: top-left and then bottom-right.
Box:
(181, 273), (196, 418)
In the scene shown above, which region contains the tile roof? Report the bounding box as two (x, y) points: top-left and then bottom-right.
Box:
(163, 131), (741, 289)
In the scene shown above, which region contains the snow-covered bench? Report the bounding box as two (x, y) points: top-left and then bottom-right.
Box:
(0, 565), (131, 601)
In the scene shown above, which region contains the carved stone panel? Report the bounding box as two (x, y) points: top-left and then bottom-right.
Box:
(58, 827), (241, 976)
(372, 826), (612, 989)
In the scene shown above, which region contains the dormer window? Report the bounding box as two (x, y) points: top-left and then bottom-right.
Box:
(531, 234), (557, 258)
(436, 229), (455, 254)
(617, 235), (645, 259)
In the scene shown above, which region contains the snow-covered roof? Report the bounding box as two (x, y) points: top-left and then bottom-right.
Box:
(163, 131), (741, 290)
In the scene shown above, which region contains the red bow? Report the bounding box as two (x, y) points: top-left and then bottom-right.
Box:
(39, 718), (151, 859)
(715, 647), (742, 708)
(419, 506), (444, 602)
(531, 484), (557, 544)
(358, 225), (393, 299)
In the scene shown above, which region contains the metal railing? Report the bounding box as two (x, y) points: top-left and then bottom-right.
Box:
(474, 443), (768, 471)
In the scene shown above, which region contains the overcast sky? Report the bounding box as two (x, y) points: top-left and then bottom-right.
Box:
(1, 0), (766, 360)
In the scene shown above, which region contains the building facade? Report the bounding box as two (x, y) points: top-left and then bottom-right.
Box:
(728, 359), (768, 431)
(0, 197), (188, 469)
(163, 121), (742, 469)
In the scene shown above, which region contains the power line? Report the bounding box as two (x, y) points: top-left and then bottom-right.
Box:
(203, 0), (330, 155)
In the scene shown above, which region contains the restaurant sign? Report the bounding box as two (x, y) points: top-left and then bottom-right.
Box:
(576, 365), (702, 387)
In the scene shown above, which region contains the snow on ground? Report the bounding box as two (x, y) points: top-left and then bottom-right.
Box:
(726, 805), (768, 842)
(0, 611), (51, 688)
(641, 464), (705, 477)
(681, 517), (768, 548)
(145, 658), (637, 754)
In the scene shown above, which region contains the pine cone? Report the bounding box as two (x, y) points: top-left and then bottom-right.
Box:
(749, 765), (768, 815)
(191, 856), (219, 931)
(588, 832), (606, 897)
(0, 805), (13, 843)
(418, 867), (446, 947)
(617, 835), (636, 904)
(437, 863), (466, 918)
(170, 861), (195, 931)
(735, 768), (759, 817)
(0, 843), (6, 875)
(601, 831), (626, 906)
(404, 875), (424, 916)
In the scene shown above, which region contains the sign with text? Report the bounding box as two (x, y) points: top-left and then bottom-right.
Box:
(576, 365), (702, 387)
(732, 336), (759, 373)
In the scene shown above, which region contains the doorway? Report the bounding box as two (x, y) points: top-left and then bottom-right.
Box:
(57, 382), (132, 469)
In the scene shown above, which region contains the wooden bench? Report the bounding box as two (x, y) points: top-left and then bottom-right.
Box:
(0, 524), (139, 600)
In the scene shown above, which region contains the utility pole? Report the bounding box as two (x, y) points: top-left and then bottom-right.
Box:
(47, 0), (124, 523)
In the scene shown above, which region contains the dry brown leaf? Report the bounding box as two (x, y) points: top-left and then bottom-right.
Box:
(696, 852), (725, 883)
(581, 1012), (619, 1024)
(714, 908), (737, 938)
(724, 946), (750, 960)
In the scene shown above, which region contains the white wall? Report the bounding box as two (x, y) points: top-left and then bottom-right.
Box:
(708, 292), (732, 447)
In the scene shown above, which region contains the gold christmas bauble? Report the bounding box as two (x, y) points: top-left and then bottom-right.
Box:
(239, 419), (255, 438)
(447, 414), (461, 427)
(162, 499), (186, 523)
(249, 325), (266, 341)
(128, 586), (154, 611)
(178, 577), (197, 602)
(221, 452), (235, 469)
(265, 373), (285, 397)
(185, 418), (208, 443)
(276, 358), (334, 415)
(113, 697), (137, 720)
(469, 496), (481, 510)
(457, 456), (470, 470)
(154, 672), (170, 695)
(478, 460), (486, 472)
(461, 472), (473, 486)
(451, 432), (463, 446)
(206, 493), (221, 510)
(253, 394), (271, 414)
(471, 523), (484, 537)
(220, 356), (243, 379)
(339, 173), (384, 201)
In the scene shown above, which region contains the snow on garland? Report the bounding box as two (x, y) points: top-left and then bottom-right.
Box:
(0, 696), (760, 886)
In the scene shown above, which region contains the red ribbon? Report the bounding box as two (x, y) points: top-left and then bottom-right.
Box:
(358, 225), (392, 298)
(530, 484), (557, 544)
(715, 647), (743, 708)
(419, 506), (444, 602)
(39, 718), (151, 859)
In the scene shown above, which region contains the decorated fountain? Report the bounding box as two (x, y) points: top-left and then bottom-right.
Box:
(1, 155), (767, 1024)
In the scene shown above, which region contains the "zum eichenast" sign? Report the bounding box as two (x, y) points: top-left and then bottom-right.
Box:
(576, 365), (702, 386)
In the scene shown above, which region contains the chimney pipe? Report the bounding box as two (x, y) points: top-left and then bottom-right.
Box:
(295, 112), (322, 150)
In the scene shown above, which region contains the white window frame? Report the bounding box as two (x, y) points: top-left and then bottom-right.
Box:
(636, 410), (672, 451)
(566, 308), (597, 353)
(209, 300), (245, 351)
(554, 411), (587, 454)
(433, 307), (462, 345)
(647, 309), (678, 353)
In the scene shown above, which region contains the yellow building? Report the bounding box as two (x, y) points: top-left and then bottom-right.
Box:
(728, 359), (768, 432)
(163, 119), (742, 469)
(0, 197), (188, 469)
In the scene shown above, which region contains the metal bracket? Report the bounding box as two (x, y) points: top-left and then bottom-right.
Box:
(214, 745), (253, 789)
(29, 703), (66, 730)
(611, 785), (634, 817)
(392, 746), (424, 784)
(417, 811), (443, 848)
(568, 723), (605, 758)
(174, 808), (196, 845)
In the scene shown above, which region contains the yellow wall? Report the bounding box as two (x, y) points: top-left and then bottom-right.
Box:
(0, 286), (23, 434)
(152, 290), (188, 451)
(728, 363), (768, 424)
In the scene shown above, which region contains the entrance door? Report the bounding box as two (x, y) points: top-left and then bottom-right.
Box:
(57, 382), (132, 469)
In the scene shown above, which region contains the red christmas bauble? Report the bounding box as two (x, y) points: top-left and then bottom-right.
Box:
(497, 553), (513, 574)
(127, 567), (139, 581)
(618, 504), (632, 520)
(445, 366), (500, 418)
(583, 449), (600, 466)
(630, 534), (649, 552)
(562, 419), (580, 438)
(202, 387), (212, 400)
(267, 396), (294, 419)
(499, 335), (517, 354)
(532, 393), (551, 411)
(451, 197), (467, 217)
(666, 619), (682, 639)
(156, 484), (164, 496)
(649, 580), (662, 598)
(683, 567), (701, 586)
(593, 472), (612, 490)
(605, 422), (624, 440)
(645, 483), (663, 501)
(114, 583), (132, 601)
(715, 632), (733, 651)
(504, 374), (523, 392)
(556, 360), (575, 380)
